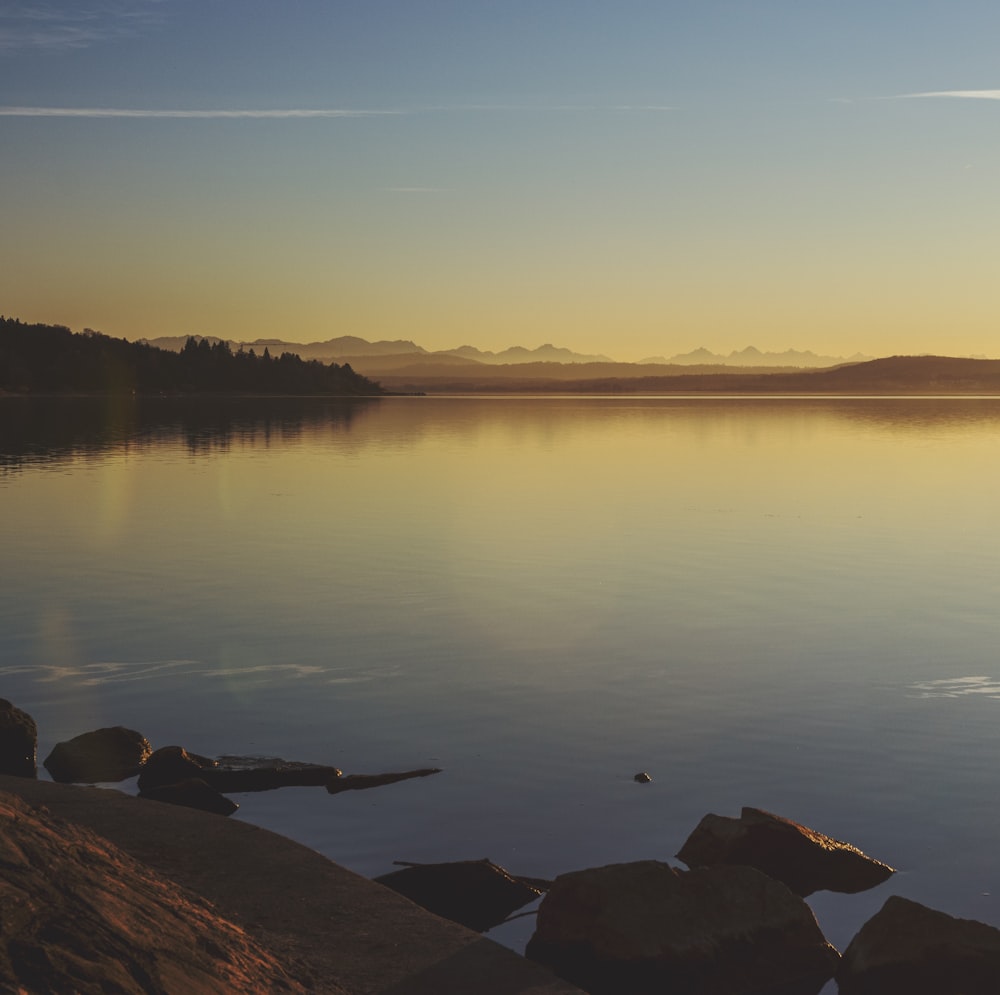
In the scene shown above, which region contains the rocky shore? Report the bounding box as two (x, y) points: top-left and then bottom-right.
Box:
(0, 774), (581, 994)
(6, 702), (1000, 993)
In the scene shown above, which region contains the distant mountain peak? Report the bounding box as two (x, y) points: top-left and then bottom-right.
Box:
(648, 345), (873, 368)
(439, 343), (612, 365)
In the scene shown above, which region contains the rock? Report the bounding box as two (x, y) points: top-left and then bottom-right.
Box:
(0, 699), (37, 778)
(0, 789), (305, 993)
(375, 859), (542, 932)
(633, 772), (652, 783)
(325, 768), (441, 793)
(139, 777), (239, 817)
(137, 745), (213, 791)
(838, 895), (1000, 994)
(138, 748), (343, 793)
(525, 860), (839, 995)
(209, 755), (343, 792)
(676, 806), (895, 897)
(43, 726), (152, 784)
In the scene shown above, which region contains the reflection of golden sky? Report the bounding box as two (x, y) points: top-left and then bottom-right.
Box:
(6, 397), (1000, 684)
(239, 397), (1000, 649)
(9, 398), (1000, 568)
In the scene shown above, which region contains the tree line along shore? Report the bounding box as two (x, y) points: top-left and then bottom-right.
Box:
(0, 318), (386, 396)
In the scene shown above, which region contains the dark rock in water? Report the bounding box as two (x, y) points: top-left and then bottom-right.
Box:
(139, 777), (239, 817)
(0, 699), (37, 778)
(838, 895), (1000, 994)
(0, 789), (302, 992)
(375, 859), (542, 932)
(43, 726), (152, 784)
(526, 860), (839, 995)
(676, 806), (895, 897)
(633, 772), (652, 783)
(137, 745), (207, 791)
(208, 755), (343, 792)
(138, 747), (342, 793)
(325, 768), (441, 793)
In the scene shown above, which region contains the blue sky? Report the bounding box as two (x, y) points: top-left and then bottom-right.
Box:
(3, 1), (1000, 359)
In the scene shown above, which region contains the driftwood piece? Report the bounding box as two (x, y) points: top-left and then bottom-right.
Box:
(325, 768), (441, 794)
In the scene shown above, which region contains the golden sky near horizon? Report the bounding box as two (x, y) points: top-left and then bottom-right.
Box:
(2, 3), (1000, 361)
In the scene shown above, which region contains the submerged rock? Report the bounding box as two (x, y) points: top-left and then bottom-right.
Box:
(139, 777), (239, 817)
(375, 858), (542, 932)
(0, 700), (37, 778)
(838, 895), (1000, 994)
(676, 806), (895, 897)
(526, 860), (839, 995)
(43, 727), (152, 784)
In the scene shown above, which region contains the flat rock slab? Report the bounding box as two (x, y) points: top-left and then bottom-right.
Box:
(838, 895), (1000, 994)
(0, 774), (581, 995)
(677, 806), (895, 897)
(0, 789), (305, 994)
(526, 859), (839, 995)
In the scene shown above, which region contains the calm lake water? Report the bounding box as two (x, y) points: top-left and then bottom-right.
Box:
(3, 394), (1000, 971)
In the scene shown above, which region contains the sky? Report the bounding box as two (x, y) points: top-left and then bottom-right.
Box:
(2, 1), (1000, 361)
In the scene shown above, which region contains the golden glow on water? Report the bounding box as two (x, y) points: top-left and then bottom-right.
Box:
(4, 396), (1000, 954)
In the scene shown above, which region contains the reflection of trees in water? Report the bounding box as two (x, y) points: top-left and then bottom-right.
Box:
(0, 396), (380, 471)
(5, 396), (1000, 473)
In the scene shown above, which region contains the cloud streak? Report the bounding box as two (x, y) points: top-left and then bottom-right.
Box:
(899, 89), (1000, 101)
(0, 103), (671, 121)
(0, 1), (165, 52)
(418, 103), (675, 113)
(0, 106), (399, 118)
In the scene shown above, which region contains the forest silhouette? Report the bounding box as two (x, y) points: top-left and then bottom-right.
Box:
(0, 318), (385, 396)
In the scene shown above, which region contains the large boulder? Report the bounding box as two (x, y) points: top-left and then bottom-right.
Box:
(838, 895), (1000, 994)
(0, 789), (306, 993)
(0, 699), (37, 778)
(525, 860), (839, 995)
(375, 859), (542, 932)
(43, 726), (152, 784)
(676, 806), (895, 897)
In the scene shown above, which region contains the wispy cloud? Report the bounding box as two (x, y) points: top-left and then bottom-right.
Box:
(898, 89), (1000, 101)
(385, 186), (448, 193)
(0, 103), (670, 121)
(0, 106), (399, 118)
(418, 103), (675, 113)
(0, 1), (165, 53)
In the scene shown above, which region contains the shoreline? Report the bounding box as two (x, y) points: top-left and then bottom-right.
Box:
(0, 775), (581, 994)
